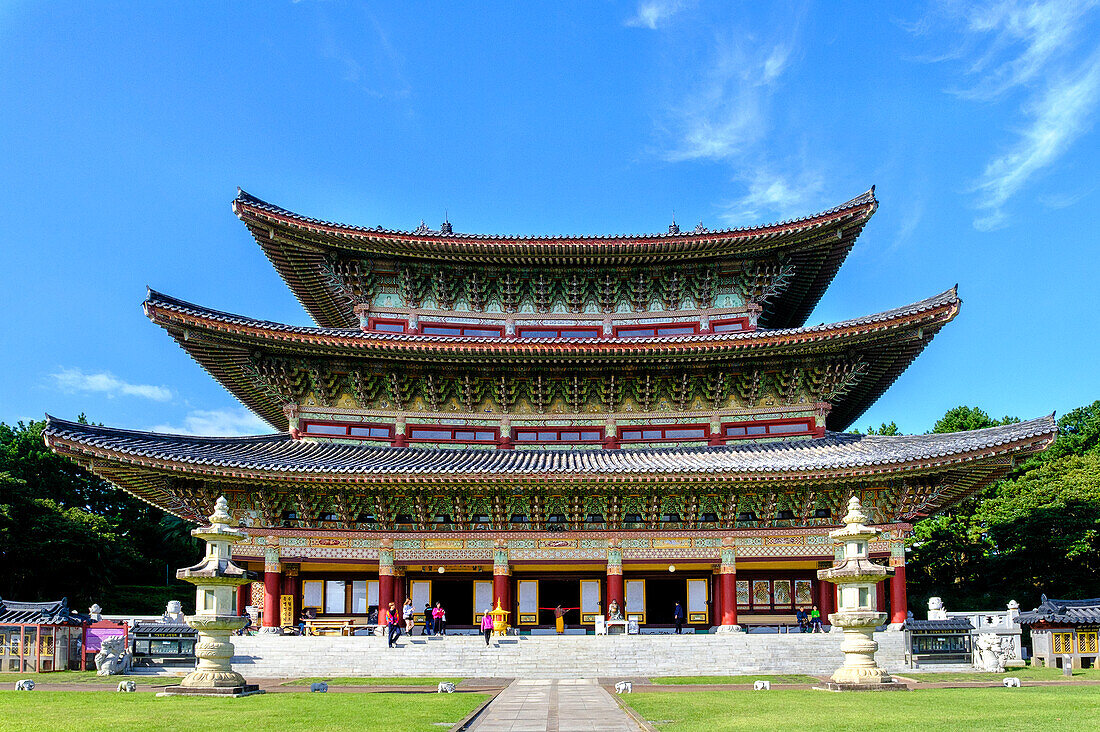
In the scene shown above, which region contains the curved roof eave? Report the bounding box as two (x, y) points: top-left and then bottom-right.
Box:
(42, 414), (1057, 512)
(233, 188), (878, 329)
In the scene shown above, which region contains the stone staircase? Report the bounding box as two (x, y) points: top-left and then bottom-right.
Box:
(230, 632), (907, 679)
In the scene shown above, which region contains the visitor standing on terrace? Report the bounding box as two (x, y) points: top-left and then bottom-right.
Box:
(481, 609), (494, 646)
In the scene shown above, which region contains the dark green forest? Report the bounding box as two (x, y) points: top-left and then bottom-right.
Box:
(2, 402), (1097, 614)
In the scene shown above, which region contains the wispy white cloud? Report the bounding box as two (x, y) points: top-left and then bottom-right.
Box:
(150, 408), (271, 437)
(51, 368), (172, 402)
(973, 51), (1100, 230)
(918, 0), (1100, 229)
(626, 1), (690, 30)
(664, 38), (794, 164)
(719, 168), (824, 224)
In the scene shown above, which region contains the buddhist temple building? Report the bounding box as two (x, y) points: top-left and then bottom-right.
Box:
(44, 188), (1056, 633)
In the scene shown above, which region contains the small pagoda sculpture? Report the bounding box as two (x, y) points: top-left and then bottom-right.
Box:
(159, 497), (262, 697)
(816, 496), (902, 690)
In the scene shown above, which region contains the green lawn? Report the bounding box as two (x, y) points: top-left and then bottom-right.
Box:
(0, 691), (488, 732)
(0, 672), (176, 686)
(649, 674), (820, 685)
(624, 687), (1100, 731)
(282, 676), (464, 686)
(902, 666), (1100, 683)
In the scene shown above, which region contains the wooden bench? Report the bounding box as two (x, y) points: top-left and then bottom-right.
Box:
(738, 613), (809, 632)
(304, 618), (382, 637)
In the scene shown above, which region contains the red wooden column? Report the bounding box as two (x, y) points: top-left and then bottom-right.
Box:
(719, 537), (738, 626)
(819, 579), (836, 623)
(236, 581), (250, 617)
(378, 538), (395, 622)
(606, 540), (624, 609)
(262, 566), (281, 629)
(393, 568), (406, 613)
(890, 564), (908, 625)
(493, 540), (511, 614)
(876, 579), (887, 616)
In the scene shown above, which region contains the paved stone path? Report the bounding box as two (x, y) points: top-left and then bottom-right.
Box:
(469, 679), (640, 732)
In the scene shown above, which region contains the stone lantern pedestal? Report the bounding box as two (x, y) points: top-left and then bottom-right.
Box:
(815, 496), (905, 692)
(159, 497), (263, 698)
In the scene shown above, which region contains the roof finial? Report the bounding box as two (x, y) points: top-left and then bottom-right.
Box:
(441, 210), (452, 235)
(668, 210), (680, 235)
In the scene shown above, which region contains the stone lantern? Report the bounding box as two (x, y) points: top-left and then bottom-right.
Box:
(159, 497), (262, 697)
(816, 496), (901, 690)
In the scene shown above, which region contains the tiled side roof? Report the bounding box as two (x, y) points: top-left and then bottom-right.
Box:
(143, 287), (960, 432)
(1017, 596), (1100, 626)
(44, 414), (1055, 478)
(904, 618), (974, 631)
(0, 598), (85, 625)
(234, 188), (878, 330)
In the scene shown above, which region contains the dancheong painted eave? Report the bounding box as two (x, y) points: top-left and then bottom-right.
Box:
(143, 286), (959, 433)
(43, 415), (1055, 514)
(143, 286), (958, 359)
(234, 188), (878, 330)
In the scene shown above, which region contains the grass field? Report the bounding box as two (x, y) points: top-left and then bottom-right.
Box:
(0, 672), (175, 685)
(901, 666), (1100, 683)
(649, 674), (821, 685)
(282, 676), (464, 686)
(0, 691), (488, 732)
(623, 686), (1100, 731)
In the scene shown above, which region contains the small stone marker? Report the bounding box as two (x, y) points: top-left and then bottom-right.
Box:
(116, 680), (137, 692)
(437, 681), (456, 693)
(15, 679), (34, 691)
(615, 681), (632, 694)
(309, 682), (328, 693)
(753, 680), (771, 691)
(1002, 678), (1021, 688)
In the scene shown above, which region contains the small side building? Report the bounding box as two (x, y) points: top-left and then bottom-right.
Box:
(1018, 596), (1100, 670)
(0, 598), (87, 672)
(903, 617), (974, 668)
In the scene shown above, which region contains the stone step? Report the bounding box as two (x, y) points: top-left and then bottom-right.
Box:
(230, 632), (908, 678)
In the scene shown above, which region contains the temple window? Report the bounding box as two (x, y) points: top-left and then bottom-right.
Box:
(710, 317), (750, 333)
(517, 326), (601, 339)
(613, 323), (699, 338)
(301, 421), (393, 441)
(406, 426), (498, 443)
(366, 317), (407, 333)
(619, 425), (708, 442)
(420, 322), (504, 337)
(513, 428), (604, 443)
(721, 418), (815, 440)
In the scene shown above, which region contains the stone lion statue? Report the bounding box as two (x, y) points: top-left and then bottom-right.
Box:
(974, 633), (1012, 673)
(94, 635), (132, 676)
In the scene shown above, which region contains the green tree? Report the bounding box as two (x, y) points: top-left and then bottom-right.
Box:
(931, 406), (1018, 434)
(0, 419), (198, 609)
(975, 453), (1100, 601)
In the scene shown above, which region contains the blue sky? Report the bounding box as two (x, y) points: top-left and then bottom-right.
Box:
(1, 1), (1097, 436)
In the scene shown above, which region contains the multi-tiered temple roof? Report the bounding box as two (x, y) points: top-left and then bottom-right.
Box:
(45, 188), (1052, 532)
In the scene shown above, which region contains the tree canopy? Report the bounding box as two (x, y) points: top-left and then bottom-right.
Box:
(906, 401), (1100, 611)
(0, 419), (197, 612)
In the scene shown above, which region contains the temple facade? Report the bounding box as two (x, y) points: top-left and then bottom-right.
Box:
(45, 188), (1055, 633)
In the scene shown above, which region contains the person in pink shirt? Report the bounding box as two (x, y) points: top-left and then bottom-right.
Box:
(480, 608), (495, 645)
(432, 602), (446, 635)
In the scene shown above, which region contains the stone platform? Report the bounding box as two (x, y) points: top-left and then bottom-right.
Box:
(231, 632), (906, 679)
(157, 684), (264, 697)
